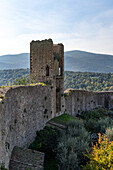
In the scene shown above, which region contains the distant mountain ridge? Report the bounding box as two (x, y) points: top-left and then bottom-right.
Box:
(64, 50), (113, 73)
(0, 51), (113, 73)
(0, 53), (30, 70)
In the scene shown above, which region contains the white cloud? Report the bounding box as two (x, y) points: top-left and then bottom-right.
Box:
(0, 0), (113, 55)
(1, 27), (113, 56)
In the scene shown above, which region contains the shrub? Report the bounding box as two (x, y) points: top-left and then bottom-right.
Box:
(83, 133), (113, 170)
(29, 126), (60, 170)
(29, 126), (60, 154)
(105, 126), (113, 141)
(57, 142), (79, 170)
(1, 166), (7, 170)
(1, 163), (7, 170)
(80, 108), (108, 121)
(13, 75), (30, 85)
(85, 117), (113, 134)
(84, 118), (97, 132)
(57, 121), (90, 169)
(94, 117), (113, 134)
(108, 110), (113, 118)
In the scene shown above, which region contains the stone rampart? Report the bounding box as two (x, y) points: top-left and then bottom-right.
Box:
(9, 146), (44, 170)
(1, 85), (113, 169)
(64, 89), (113, 116)
(0, 84), (55, 169)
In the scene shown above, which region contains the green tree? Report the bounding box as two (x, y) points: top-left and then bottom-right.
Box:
(13, 75), (30, 85)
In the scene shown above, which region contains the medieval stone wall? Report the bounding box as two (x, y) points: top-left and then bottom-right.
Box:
(30, 39), (54, 83)
(64, 89), (113, 116)
(53, 43), (64, 115)
(9, 147), (44, 170)
(30, 39), (64, 116)
(0, 84), (55, 169)
(1, 86), (113, 169)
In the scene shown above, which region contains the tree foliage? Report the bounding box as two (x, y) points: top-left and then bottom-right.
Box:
(13, 75), (30, 85)
(0, 69), (29, 86)
(57, 121), (90, 169)
(65, 71), (113, 91)
(1, 69), (113, 91)
(83, 133), (113, 170)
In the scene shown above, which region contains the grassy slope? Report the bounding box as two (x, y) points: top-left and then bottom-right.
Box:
(49, 113), (81, 125)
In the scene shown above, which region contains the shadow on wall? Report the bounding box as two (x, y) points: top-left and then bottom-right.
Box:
(64, 89), (113, 116)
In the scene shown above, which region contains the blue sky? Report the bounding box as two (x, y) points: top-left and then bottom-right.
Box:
(0, 0), (113, 55)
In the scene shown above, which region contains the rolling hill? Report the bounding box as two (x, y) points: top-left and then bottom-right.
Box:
(0, 51), (113, 73)
(0, 53), (30, 70)
(64, 51), (113, 73)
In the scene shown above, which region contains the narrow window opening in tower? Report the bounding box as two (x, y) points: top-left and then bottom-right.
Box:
(59, 67), (61, 75)
(46, 65), (49, 76)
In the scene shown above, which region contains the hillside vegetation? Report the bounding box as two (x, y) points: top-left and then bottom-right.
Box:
(29, 109), (113, 169)
(1, 69), (113, 92)
(1, 50), (113, 73)
(0, 69), (29, 86)
(65, 71), (113, 91)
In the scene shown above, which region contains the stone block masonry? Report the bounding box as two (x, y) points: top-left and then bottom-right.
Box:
(30, 39), (65, 115)
(30, 39), (54, 83)
(0, 84), (55, 169)
(64, 89), (113, 116)
(9, 146), (44, 170)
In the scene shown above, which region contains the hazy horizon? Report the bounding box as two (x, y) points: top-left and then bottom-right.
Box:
(1, 49), (113, 57)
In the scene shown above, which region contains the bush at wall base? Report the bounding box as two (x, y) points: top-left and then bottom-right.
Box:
(57, 120), (91, 170)
(83, 133), (113, 170)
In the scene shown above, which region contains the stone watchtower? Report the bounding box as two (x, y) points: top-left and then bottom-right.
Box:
(30, 39), (64, 114)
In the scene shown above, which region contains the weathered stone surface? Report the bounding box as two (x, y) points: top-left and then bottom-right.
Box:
(64, 89), (113, 116)
(9, 146), (44, 170)
(0, 39), (65, 169)
(30, 39), (65, 116)
(0, 85), (55, 169)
